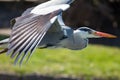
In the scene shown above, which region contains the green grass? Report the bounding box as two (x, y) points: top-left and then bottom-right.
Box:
(0, 44), (120, 79)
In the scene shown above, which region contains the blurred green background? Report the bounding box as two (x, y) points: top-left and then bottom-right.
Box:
(0, 0), (120, 80)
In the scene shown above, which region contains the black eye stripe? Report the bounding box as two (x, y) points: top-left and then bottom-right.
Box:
(80, 29), (90, 31)
(78, 28), (93, 34)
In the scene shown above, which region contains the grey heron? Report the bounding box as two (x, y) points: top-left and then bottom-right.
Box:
(0, 0), (117, 65)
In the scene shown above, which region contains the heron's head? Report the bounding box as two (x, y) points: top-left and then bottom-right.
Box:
(76, 27), (117, 39)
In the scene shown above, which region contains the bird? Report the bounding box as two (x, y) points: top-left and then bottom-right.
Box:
(0, 0), (117, 65)
(0, 16), (117, 64)
(56, 27), (117, 50)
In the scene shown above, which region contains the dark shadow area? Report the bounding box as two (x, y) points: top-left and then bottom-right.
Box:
(0, 74), (77, 80)
(89, 38), (119, 47)
(0, 74), (119, 80)
(0, 1), (37, 28)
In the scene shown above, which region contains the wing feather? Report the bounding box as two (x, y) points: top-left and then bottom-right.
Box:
(15, 22), (49, 64)
(8, 26), (37, 55)
(25, 22), (51, 63)
(10, 26), (37, 58)
(7, 9), (62, 64)
(10, 23), (37, 47)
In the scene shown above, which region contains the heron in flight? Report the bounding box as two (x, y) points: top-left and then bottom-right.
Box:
(0, 0), (116, 65)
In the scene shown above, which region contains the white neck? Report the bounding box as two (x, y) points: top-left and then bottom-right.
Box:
(74, 30), (88, 39)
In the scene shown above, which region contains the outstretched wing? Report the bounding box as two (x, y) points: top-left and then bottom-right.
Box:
(7, 9), (62, 65)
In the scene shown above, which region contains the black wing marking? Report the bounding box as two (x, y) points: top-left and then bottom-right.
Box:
(7, 9), (62, 65)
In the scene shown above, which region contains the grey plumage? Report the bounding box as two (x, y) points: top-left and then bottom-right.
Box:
(0, 0), (116, 65)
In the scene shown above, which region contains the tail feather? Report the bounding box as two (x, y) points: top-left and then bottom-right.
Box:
(0, 48), (8, 54)
(0, 38), (9, 54)
(0, 38), (9, 44)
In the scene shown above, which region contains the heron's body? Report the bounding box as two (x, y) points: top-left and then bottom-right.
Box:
(58, 30), (88, 50)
